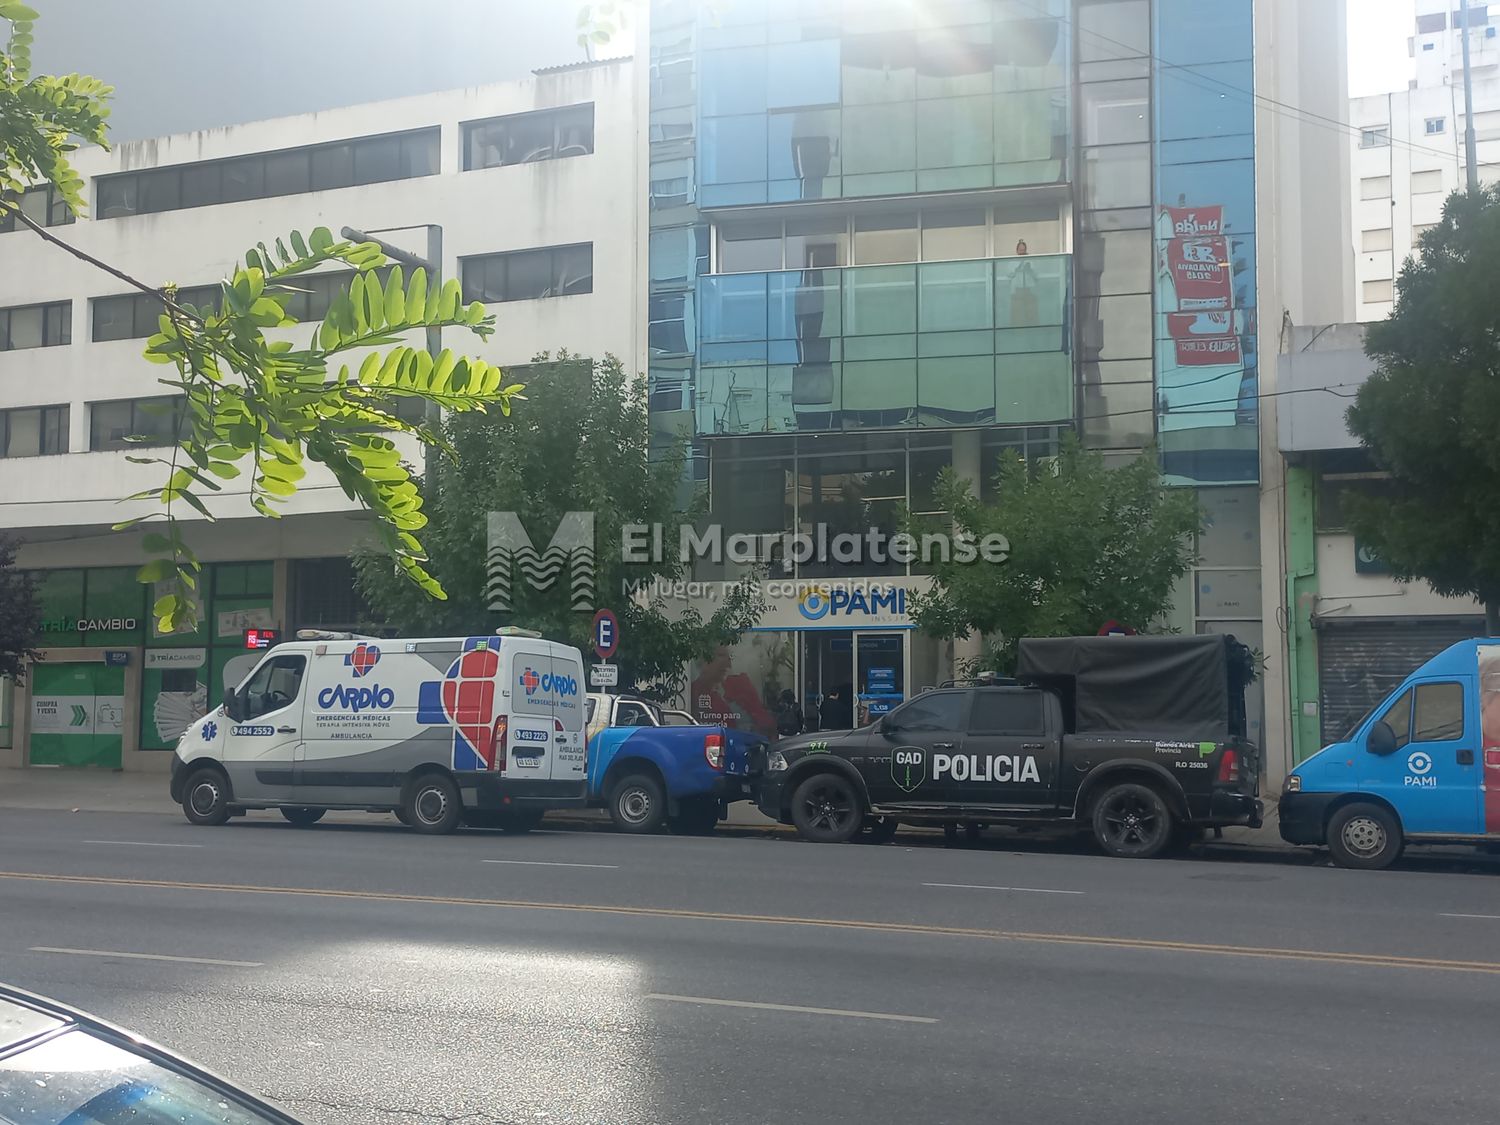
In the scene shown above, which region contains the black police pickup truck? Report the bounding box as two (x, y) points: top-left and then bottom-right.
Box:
(754, 634), (1262, 859)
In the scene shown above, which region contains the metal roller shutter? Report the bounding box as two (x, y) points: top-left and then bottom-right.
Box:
(1317, 617), (1484, 745)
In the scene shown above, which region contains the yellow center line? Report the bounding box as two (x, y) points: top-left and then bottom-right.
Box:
(1, 869), (1495, 976)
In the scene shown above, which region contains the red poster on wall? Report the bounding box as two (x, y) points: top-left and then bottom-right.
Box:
(1167, 311), (1242, 366)
(1163, 205), (1224, 238)
(1166, 236), (1232, 309)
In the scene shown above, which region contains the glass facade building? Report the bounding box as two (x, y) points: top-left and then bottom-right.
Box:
(647, 0), (1264, 742)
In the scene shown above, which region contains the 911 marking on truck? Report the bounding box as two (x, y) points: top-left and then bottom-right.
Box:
(934, 754), (1041, 783)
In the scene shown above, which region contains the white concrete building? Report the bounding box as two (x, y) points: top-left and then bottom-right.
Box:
(1351, 0), (1500, 320)
(0, 58), (639, 770)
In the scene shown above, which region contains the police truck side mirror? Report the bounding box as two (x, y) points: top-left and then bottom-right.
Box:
(1367, 719), (1398, 757)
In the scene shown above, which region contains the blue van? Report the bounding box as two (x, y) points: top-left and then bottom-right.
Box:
(1280, 639), (1500, 868)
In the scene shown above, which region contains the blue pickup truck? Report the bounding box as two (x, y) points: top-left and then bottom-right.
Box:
(585, 693), (767, 834)
(1281, 638), (1500, 868)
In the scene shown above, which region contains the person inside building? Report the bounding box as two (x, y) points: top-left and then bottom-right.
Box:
(775, 689), (804, 738)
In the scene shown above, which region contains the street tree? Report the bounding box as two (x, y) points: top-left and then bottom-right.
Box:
(908, 438), (1203, 673)
(0, 535), (41, 682)
(353, 355), (762, 699)
(1345, 187), (1500, 633)
(0, 6), (519, 634)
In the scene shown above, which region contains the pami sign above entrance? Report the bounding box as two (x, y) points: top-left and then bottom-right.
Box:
(750, 580), (929, 631)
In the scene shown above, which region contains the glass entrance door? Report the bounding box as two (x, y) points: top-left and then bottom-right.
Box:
(800, 631), (907, 731)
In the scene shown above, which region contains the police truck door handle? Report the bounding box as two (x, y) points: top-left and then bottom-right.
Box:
(1458, 748), (1475, 765)
(1022, 742), (1043, 751)
(278, 726), (297, 734)
(933, 741), (956, 750)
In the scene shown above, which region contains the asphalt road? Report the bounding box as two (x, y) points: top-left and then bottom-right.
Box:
(1, 809), (1498, 1125)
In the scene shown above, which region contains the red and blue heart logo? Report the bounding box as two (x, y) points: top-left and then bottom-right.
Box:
(345, 643), (381, 678)
(521, 667), (541, 695)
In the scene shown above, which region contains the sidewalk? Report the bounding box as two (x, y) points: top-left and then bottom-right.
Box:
(0, 767), (1292, 851)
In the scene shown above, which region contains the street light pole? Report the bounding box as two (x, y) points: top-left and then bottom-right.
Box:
(340, 224), (444, 489)
(1461, 0), (1480, 192)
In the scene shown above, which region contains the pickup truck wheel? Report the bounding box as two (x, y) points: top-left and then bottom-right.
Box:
(668, 798), (719, 836)
(403, 773), (463, 835)
(790, 773), (863, 843)
(1092, 782), (1173, 859)
(280, 806), (325, 827)
(610, 774), (667, 834)
(1327, 803), (1404, 870)
(181, 768), (231, 826)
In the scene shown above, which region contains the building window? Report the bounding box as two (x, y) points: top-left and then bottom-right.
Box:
(94, 128), (440, 219)
(92, 287), (221, 342)
(0, 184), (75, 234)
(0, 405), (69, 457)
(1362, 278), (1395, 304)
(0, 302), (70, 351)
(1422, 40), (1437, 49)
(1360, 175), (1392, 200)
(1360, 127), (1390, 148)
(460, 244), (593, 303)
(1361, 227), (1393, 252)
(1411, 169), (1445, 194)
(1417, 12), (1448, 33)
(89, 396), (186, 451)
(1414, 222), (1438, 241)
(463, 104), (595, 170)
(1425, 116), (1447, 134)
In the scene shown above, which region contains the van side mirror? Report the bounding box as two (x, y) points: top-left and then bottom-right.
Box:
(223, 687), (243, 722)
(1367, 720), (1397, 756)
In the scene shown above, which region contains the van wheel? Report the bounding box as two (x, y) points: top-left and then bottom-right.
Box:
(609, 774), (666, 834)
(403, 773), (462, 835)
(668, 798), (719, 836)
(790, 773), (862, 843)
(1327, 803), (1403, 870)
(1092, 782), (1173, 859)
(181, 768), (231, 826)
(280, 807), (325, 827)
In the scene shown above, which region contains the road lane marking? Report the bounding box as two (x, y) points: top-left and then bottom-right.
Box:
(29, 946), (261, 968)
(924, 882), (1084, 895)
(1441, 912), (1500, 920)
(481, 860), (620, 869)
(82, 840), (203, 848)
(646, 993), (937, 1024)
(1, 870), (1496, 977)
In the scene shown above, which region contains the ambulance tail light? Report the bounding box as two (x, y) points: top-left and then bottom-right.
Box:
(492, 716), (508, 772)
(1217, 748), (1240, 784)
(704, 732), (725, 771)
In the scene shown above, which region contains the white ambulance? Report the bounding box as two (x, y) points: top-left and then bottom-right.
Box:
(169, 629), (588, 834)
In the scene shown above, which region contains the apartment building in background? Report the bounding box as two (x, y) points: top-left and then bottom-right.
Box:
(0, 58), (640, 771)
(1351, 0), (1500, 320)
(638, 0), (1352, 785)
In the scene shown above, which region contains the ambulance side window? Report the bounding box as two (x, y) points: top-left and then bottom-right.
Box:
(243, 655), (306, 719)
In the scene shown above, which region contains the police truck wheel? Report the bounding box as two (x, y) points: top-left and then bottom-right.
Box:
(1092, 782), (1173, 859)
(181, 768), (231, 826)
(403, 773), (462, 835)
(610, 774), (667, 834)
(1327, 803), (1404, 870)
(790, 773), (862, 843)
(669, 798), (720, 836)
(280, 806), (325, 827)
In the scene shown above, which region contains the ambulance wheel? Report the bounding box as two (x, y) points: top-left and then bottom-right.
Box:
(790, 773), (862, 843)
(182, 768), (231, 826)
(1327, 803), (1404, 870)
(862, 815), (899, 844)
(1092, 782), (1173, 859)
(280, 806), (325, 827)
(403, 773), (462, 835)
(609, 774), (667, 834)
(394, 808), (412, 826)
(669, 798), (719, 836)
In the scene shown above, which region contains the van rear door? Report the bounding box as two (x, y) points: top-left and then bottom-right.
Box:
(506, 645), (557, 778)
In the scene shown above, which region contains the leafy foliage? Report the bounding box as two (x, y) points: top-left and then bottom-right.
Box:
(1, 10), (521, 636)
(1346, 187), (1500, 627)
(353, 356), (763, 699)
(908, 438), (1203, 673)
(0, 534), (40, 682)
